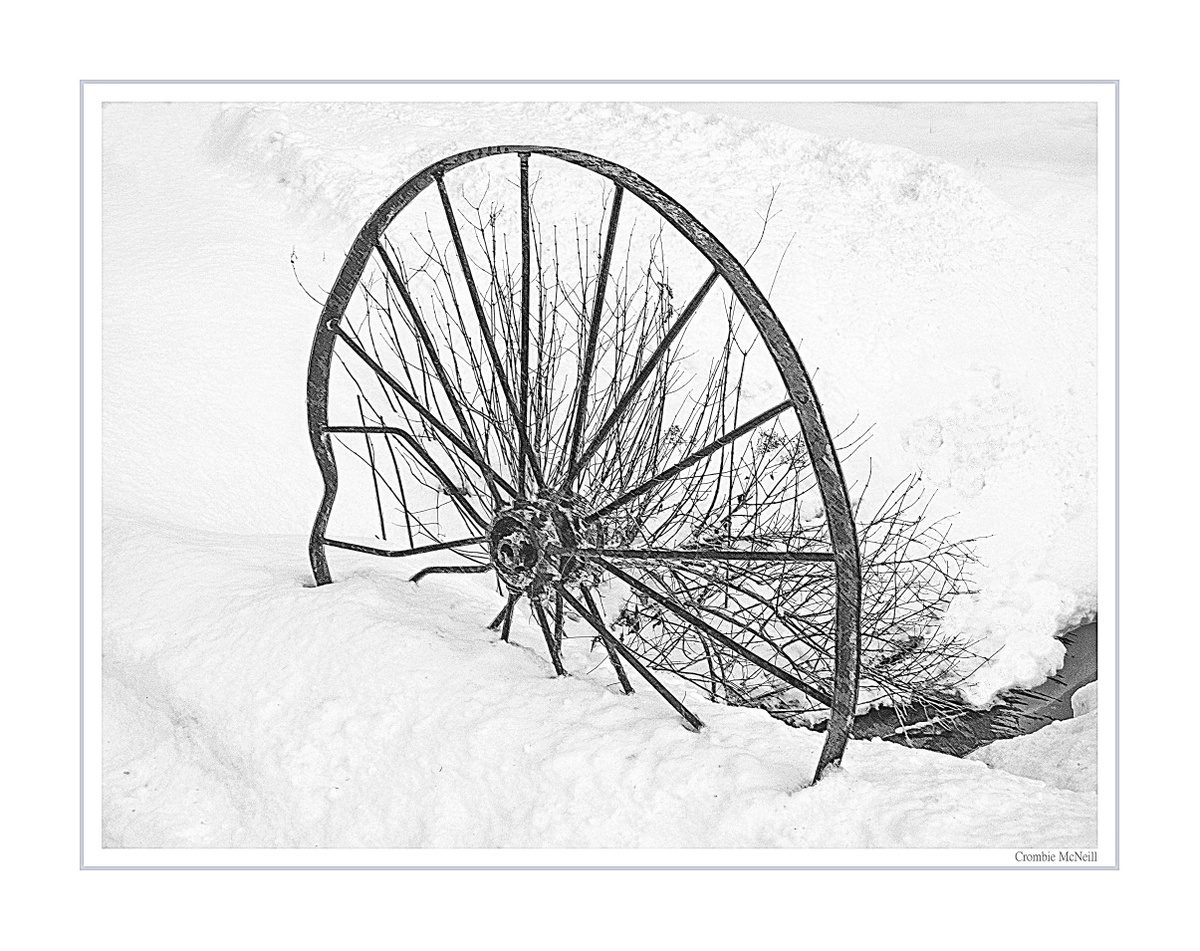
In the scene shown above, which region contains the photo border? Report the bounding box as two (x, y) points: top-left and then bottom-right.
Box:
(81, 79), (1118, 870)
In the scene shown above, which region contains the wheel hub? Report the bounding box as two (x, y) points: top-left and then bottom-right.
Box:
(489, 499), (587, 593)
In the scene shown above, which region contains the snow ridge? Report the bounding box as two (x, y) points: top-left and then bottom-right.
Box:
(204, 101), (1021, 264)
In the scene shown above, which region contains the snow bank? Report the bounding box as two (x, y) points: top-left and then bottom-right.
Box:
(968, 712), (1098, 795)
(103, 515), (1095, 849)
(103, 101), (1096, 705)
(1072, 681), (1099, 716)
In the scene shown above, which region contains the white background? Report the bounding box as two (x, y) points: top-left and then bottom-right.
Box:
(3, 1), (1193, 947)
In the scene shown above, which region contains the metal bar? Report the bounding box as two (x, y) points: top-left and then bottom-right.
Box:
(500, 595), (518, 643)
(563, 185), (623, 491)
(599, 559), (833, 708)
(519, 153), (532, 495)
(583, 400), (790, 524)
(374, 240), (504, 506)
(325, 425), (406, 434)
(530, 597), (567, 676)
(410, 564), (494, 584)
(563, 270), (719, 488)
(554, 587), (565, 652)
(435, 173), (547, 492)
(357, 396), (389, 542)
(563, 586), (701, 730)
(323, 535), (487, 558)
(334, 325), (518, 498)
(573, 546), (835, 564)
(579, 587), (633, 695)
(489, 600), (511, 631)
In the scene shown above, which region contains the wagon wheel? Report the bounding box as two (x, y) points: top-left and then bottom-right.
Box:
(305, 146), (862, 781)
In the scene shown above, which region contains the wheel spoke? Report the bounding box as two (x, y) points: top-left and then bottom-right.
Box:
(530, 597), (567, 676)
(500, 593), (519, 642)
(518, 152), (532, 495)
(572, 546), (834, 564)
(488, 601), (510, 631)
(435, 173), (548, 492)
(410, 563), (493, 584)
(599, 558), (833, 707)
(562, 269), (719, 489)
(387, 431), (490, 531)
(563, 185), (624, 491)
(554, 586), (565, 652)
(324, 535), (487, 558)
(582, 400), (791, 524)
(377, 420), (416, 548)
(663, 560), (836, 691)
(385, 431), (490, 531)
(374, 239), (504, 506)
(334, 325), (518, 498)
(357, 396), (388, 542)
(579, 587), (633, 695)
(562, 586), (701, 729)
(326, 425), (490, 532)
(667, 558), (908, 702)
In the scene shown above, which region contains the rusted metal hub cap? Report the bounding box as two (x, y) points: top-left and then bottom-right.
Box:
(495, 528), (540, 576)
(488, 499), (593, 593)
(489, 501), (574, 592)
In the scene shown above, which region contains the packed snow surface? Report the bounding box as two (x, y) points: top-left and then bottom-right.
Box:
(103, 517), (1095, 849)
(101, 101), (1099, 848)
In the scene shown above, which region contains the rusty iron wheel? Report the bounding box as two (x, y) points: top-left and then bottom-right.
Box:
(305, 146), (863, 781)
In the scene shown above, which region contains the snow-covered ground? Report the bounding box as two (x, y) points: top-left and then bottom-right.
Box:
(102, 515), (1095, 849)
(101, 101), (1098, 849)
